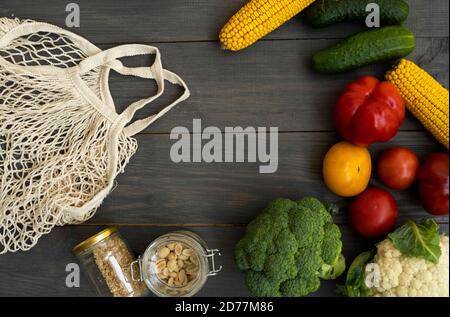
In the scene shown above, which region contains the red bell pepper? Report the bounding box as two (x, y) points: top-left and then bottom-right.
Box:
(418, 153), (449, 215)
(334, 76), (405, 146)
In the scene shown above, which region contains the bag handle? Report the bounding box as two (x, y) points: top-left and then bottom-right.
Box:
(78, 44), (190, 136)
(67, 48), (190, 219)
(121, 68), (190, 136)
(1, 22), (190, 136)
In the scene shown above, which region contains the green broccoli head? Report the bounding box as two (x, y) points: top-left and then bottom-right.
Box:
(235, 197), (345, 297)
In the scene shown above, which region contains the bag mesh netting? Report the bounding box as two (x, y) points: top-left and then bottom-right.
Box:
(0, 18), (190, 254)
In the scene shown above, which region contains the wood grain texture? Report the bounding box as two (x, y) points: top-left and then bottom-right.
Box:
(0, 224), (447, 297)
(0, 0), (448, 297)
(0, 4), (447, 134)
(88, 131), (448, 225)
(103, 37), (448, 134)
(1, 0), (448, 43)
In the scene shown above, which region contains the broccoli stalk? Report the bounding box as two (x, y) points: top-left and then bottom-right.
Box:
(319, 254), (346, 280)
(235, 197), (346, 297)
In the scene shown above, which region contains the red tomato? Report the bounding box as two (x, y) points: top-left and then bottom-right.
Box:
(334, 76), (405, 146)
(349, 187), (398, 239)
(377, 147), (419, 190)
(418, 153), (449, 215)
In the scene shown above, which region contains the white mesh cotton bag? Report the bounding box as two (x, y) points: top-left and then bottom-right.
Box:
(0, 18), (190, 254)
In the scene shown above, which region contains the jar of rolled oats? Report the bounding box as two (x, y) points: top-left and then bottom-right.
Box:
(73, 227), (149, 297)
(131, 231), (222, 297)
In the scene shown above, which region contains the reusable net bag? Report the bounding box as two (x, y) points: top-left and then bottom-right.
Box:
(0, 18), (190, 254)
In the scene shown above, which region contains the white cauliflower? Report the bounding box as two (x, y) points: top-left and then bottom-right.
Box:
(368, 235), (449, 297)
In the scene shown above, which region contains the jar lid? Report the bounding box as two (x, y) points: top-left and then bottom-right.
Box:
(72, 227), (118, 255)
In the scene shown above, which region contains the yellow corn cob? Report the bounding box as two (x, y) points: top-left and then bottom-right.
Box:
(386, 59), (449, 149)
(219, 0), (316, 51)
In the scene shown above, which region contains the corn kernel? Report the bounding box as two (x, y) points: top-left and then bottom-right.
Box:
(219, 0), (316, 51)
(386, 59), (449, 149)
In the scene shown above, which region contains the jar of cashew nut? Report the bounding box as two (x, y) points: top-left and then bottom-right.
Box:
(131, 231), (222, 297)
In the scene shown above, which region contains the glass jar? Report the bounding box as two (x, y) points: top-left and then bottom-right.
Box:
(131, 231), (222, 297)
(73, 227), (149, 297)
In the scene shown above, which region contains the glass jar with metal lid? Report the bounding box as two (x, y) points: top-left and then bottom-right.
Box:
(73, 227), (149, 297)
(131, 230), (222, 297)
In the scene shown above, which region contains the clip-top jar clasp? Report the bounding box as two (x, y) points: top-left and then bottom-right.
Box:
(130, 256), (144, 282)
(205, 249), (222, 276)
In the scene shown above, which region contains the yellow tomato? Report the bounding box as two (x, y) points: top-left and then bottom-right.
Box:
(323, 142), (371, 197)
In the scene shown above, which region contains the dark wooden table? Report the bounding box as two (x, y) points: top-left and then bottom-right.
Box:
(0, 0), (448, 297)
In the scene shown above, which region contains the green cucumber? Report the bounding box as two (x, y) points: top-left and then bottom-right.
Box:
(312, 26), (415, 73)
(304, 0), (409, 28)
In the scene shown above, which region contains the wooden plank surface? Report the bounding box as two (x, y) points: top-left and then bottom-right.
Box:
(0, 0), (448, 297)
(0, 224), (448, 297)
(103, 38), (449, 134)
(1, 0), (448, 42)
(1, 3), (448, 134)
(92, 131), (447, 225)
